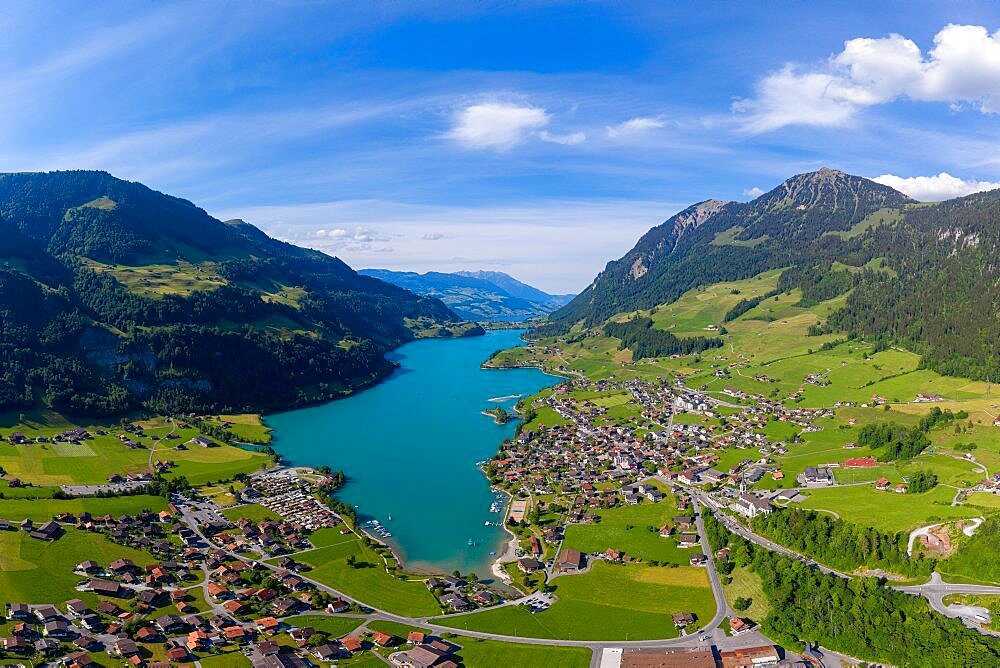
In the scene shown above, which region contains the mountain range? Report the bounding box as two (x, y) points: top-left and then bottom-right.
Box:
(548, 167), (1000, 381)
(0, 170), (479, 416)
(359, 268), (574, 322)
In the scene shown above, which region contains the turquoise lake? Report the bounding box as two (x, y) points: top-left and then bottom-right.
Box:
(265, 329), (555, 576)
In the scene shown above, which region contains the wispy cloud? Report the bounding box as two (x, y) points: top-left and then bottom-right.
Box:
(872, 172), (1000, 201)
(606, 116), (666, 138)
(215, 198), (681, 293)
(539, 130), (586, 145)
(734, 24), (1000, 132)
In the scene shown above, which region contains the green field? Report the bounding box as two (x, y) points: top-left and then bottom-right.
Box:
(0, 414), (267, 486)
(721, 566), (770, 623)
(452, 637), (591, 668)
(0, 495), (169, 522)
(204, 414), (273, 444)
(563, 490), (699, 564)
(436, 562), (715, 640)
(798, 484), (983, 533)
(278, 534), (441, 616)
(222, 504), (282, 523)
(0, 529), (158, 606)
(284, 614), (365, 638)
(83, 258), (228, 298)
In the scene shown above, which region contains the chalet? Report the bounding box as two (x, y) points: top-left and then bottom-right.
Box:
(392, 644), (451, 668)
(341, 635), (362, 652)
(65, 599), (88, 617)
(440, 593), (473, 611)
(729, 616), (754, 635)
(255, 617), (280, 635)
(6, 603), (31, 620)
(155, 614), (186, 634)
(895, 483), (908, 494)
(187, 436), (215, 448)
(555, 548), (583, 572)
(67, 651), (96, 668)
(802, 466), (834, 485)
(30, 521), (62, 541)
(875, 477), (891, 491)
(114, 638), (140, 657)
(677, 533), (700, 548)
(2, 636), (30, 654)
(671, 612), (695, 628)
(44, 621), (73, 638)
(372, 631), (394, 647)
(33, 605), (62, 622)
(74, 559), (101, 575)
(35, 638), (61, 656)
(517, 557), (543, 573)
(313, 643), (348, 661)
(689, 553), (708, 566)
(326, 598), (350, 613)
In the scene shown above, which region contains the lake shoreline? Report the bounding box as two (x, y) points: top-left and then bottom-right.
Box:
(265, 330), (557, 579)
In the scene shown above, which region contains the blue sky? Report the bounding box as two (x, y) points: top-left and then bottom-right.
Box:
(5, 2), (1000, 292)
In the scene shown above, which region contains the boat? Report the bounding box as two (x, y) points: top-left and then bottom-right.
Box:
(388, 513), (392, 521)
(468, 538), (474, 546)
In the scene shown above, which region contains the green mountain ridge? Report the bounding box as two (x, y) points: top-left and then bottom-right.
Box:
(0, 170), (481, 416)
(547, 167), (1000, 380)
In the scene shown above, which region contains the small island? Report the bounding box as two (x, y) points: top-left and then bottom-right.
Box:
(481, 405), (514, 424)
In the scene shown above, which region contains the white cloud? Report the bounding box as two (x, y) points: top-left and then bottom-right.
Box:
(606, 116), (666, 138)
(539, 130), (586, 145)
(445, 102), (549, 150)
(872, 172), (1000, 201)
(743, 186), (765, 198)
(421, 232), (445, 240)
(735, 24), (1000, 132)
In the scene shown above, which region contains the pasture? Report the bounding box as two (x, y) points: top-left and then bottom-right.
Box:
(279, 534), (441, 617)
(437, 562), (715, 640)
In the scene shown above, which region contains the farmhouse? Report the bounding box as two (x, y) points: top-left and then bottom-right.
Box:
(555, 548), (584, 572)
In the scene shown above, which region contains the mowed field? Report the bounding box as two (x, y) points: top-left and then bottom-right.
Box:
(437, 562), (715, 640)
(450, 637), (591, 668)
(0, 529), (158, 607)
(0, 414), (267, 486)
(0, 495), (169, 522)
(563, 489), (700, 564)
(278, 533), (441, 617)
(797, 484), (985, 533)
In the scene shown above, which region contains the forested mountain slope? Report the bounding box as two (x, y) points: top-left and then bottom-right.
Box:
(547, 167), (1000, 380)
(0, 170), (479, 416)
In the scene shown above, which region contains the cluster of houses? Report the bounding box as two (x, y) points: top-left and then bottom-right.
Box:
(424, 574), (500, 612)
(495, 378), (836, 511)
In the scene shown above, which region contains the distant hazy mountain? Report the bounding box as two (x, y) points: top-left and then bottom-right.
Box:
(359, 269), (574, 322)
